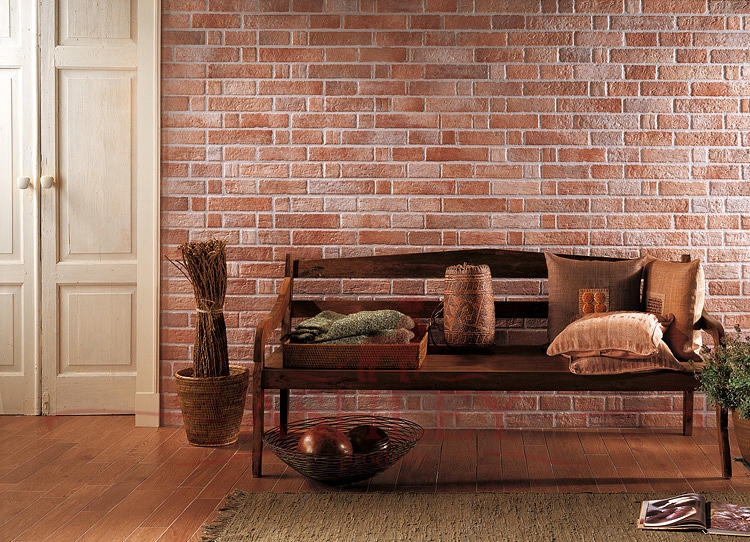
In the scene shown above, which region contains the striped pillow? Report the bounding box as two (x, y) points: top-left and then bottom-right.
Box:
(547, 311), (667, 360)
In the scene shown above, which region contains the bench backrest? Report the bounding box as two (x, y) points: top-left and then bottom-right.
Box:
(290, 248), (635, 279)
(283, 249), (635, 324)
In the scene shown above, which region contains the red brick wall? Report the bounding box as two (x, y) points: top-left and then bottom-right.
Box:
(160, 0), (750, 429)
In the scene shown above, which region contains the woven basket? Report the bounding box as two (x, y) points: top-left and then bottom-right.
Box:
(175, 365), (249, 447)
(733, 410), (750, 464)
(263, 415), (423, 485)
(282, 325), (428, 369)
(443, 263), (495, 348)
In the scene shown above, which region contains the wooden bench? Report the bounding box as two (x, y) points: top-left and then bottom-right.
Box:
(251, 248), (731, 479)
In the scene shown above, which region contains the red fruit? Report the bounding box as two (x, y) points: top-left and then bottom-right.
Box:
(296, 424), (353, 456)
(347, 425), (389, 454)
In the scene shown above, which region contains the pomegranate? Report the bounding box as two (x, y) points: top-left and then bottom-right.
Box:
(296, 424), (353, 456)
(347, 425), (389, 454)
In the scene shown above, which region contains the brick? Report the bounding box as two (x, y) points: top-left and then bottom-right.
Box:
(426, 147), (489, 162)
(444, 198), (507, 212)
(424, 64), (490, 80)
(192, 13), (241, 28)
(425, 214), (490, 229)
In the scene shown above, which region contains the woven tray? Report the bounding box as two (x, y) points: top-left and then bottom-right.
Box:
(282, 325), (428, 369)
(263, 415), (423, 485)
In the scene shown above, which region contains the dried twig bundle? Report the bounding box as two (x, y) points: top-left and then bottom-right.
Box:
(174, 239), (229, 378)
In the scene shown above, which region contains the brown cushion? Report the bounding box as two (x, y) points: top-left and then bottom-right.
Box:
(569, 340), (688, 375)
(547, 311), (666, 359)
(643, 257), (705, 362)
(545, 254), (648, 342)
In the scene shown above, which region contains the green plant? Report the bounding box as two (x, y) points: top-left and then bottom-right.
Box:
(698, 325), (750, 419)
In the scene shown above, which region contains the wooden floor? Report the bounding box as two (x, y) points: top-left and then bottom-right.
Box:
(2, 416), (750, 542)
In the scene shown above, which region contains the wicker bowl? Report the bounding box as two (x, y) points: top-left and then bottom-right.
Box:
(263, 415), (423, 485)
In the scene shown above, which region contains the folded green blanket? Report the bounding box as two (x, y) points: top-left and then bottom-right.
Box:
(286, 310), (415, 344)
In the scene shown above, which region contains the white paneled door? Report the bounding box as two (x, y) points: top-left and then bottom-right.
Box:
(0, 0), (159, 426)
(0, 0), (37, 416)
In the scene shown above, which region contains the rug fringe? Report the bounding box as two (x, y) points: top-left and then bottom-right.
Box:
(201, 489), (250, 542)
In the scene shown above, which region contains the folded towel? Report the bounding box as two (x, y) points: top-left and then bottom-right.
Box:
(286, 310), (415, 345)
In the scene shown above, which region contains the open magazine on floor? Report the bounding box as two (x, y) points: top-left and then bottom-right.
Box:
(638, 493), (750, 536)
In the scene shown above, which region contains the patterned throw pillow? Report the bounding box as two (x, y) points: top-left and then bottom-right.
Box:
(545, 253), (648, 342)
(643, 257), (705, 362)
(546, 311), (666, 359)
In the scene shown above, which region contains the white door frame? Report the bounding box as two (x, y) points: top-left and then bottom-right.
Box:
(134, 0), (161, 428)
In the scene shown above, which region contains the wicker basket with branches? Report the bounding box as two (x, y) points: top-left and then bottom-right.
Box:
(171, 239), (248, 447)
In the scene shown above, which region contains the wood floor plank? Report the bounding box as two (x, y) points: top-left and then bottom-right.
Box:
(0, 490), (47, 526)
(11, 485), (104, 542)
(657, 432), (732, 492)
(124, 526), (168, 542)
(139, 487), (202, 530)
(623, 431), (689, 493)
(395, 429), (441, 488)
(584, 453), (627, 492)
(76, 489), (174, 542)
(153, 497), (222, 542)
(0, 443), (77, 485)
(40, 509), (107, 542)
(544, 431), (598, 492)
(437, 428), (477, 491)
(196, 451), (253, 499)
(597, 431), (653, 492)
(138, 446), (214, 491)
(0, 416), (745, 542)
(0, 495), (63, 542)
(14, 444), (106, 493)
(364, 458), (401, 491)
(179, 445), (239, 489)
(499, 429), (531, 491)
(524, 443), (555, 491)
(476, 429), (503, 491)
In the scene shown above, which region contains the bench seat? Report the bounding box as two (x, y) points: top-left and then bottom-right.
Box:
(262, 345), (699, 394)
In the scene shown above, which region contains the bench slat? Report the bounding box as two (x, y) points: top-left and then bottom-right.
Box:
(262, 348), (698, 393)
(295, 249), (627, 279)
(291, 299), (549, 319)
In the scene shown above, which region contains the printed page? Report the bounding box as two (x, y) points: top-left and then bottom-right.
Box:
(639, 493), (706, 530)
(709, 502), (750, 536)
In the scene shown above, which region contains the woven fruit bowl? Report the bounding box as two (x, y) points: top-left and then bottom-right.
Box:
(263, 415), (423, 485)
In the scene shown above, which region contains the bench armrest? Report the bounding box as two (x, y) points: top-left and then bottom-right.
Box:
(253, 275), (293, 369)
(698, 309), (725, 349)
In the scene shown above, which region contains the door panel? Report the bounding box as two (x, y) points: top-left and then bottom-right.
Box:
(59, 71), (135, 257)
(0, 74), (15, 250)
(0, 0), (37, 414)
(61, 0), (133, 42)
(59, 286), (135, 370)
(40, 0), (139, 416)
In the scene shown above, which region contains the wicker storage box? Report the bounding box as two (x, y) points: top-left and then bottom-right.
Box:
(282, 325), (428, 369)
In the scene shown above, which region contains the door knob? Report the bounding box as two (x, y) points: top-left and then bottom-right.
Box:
(40, 175), (54, 189)
(17, 176), (31, 189)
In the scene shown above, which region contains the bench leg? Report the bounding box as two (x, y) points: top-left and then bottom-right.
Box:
(280, 389), (289, 433)
(718, 404), (732, 479)
(252, 369), (264, 478)
(682, 390), (694, 436)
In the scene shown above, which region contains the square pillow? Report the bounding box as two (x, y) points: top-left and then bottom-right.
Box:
(568, 340), (687, 375)
(546, 311), (666, 359)
(545, 254), (648, 342)
(642, 257), (705, 362)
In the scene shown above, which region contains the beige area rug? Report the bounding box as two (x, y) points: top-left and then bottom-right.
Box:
(201, 490), (749, 541)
